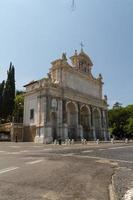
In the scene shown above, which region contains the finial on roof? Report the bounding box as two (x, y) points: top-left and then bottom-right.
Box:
(62, 53), (67, 61)
(80, 41), (84, 52)
(75, 50), (77, 55)
(98, 73), (103, 80)
(104, 95), (108, 102)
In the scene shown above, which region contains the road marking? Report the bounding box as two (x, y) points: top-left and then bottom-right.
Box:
(19, 150), (29, 153)
(0, 151), (6, 153)
(62, 153), (75, 157)
(82, 150), (93, 153)
(33, 146), (43, 148)
(7, 152), (21, 155)
(108, 145), (133, 150)
(0, 167), (19, 174)
(67, 154), (133, 164)
(28, 149), (52, 153)
(8, 146), (20, 148)
(26, 159), (43, 165)
(38, 148), (52, 151)
(20, 157), (37, 160)
(99, 149), (106, 151)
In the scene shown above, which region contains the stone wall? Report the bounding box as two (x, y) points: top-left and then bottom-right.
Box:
(23, 126), (36, 142)
(62, 70), (102, 98)
(11, 124), (23, 142)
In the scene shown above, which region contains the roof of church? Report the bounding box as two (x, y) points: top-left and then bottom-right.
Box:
(23, 80), (37, 87)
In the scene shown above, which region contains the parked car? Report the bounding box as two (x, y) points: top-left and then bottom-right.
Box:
(0, 133), (10, 141)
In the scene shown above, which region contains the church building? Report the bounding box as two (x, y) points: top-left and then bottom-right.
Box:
(23, 49), (109, 143)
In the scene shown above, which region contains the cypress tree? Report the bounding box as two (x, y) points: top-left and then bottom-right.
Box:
(2, 62), (15, 121)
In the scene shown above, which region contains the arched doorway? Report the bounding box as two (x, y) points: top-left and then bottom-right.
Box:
(93, 109), (101, 139)
(80, 105), (90, 140)
(51, 112), (57, 141)
(66, 102), (78, 140)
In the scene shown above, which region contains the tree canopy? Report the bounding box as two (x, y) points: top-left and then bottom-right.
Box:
(13, 92), (24, 123)
(108, 103), (133, 139)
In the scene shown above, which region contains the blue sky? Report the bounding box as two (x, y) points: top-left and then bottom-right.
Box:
(0, 0), (133, 107)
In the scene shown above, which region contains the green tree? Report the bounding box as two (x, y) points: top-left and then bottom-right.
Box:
(125, 105), (133, 118)
(113, 102), (122, 109)
(109, 104), (133, 139)
(13, 92), (24, 123)
(2, 62), (15, 121)
(16, 90), (24, 95)
(124, 118), (133, 138)
(109, 107), (129, 138)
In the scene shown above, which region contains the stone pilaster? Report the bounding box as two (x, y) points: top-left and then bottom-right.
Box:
(62, 99), (67, 123)
(57, 99), (63, 138)
(46, 96), (51, 123)
(78, 103), (81, 125)
(44, 97), (47, 124)
(57, 99), (63, 124)
(78, 124), (83, 139)
(101, 109), (104, 128)
(37, 96), (41, 126)
(90, 105), (93, 127)
(93, 127), (96, 140)
(104, 130), (107, 141)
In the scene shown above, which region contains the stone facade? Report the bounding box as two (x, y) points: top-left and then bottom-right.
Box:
(23, 50), (109, 143)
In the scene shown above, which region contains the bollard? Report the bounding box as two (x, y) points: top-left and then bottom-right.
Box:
(68, 139), (71, 145)
(81, 138), (85, 144)
(84, 139), (87, 145)
(65, 139), (68, 145)
(71, 139), (74, 145)
(54, 139), (57, 145)
(111, 138), (114, 144)
(81, 138), (84, 144)
(125, 138), (128, 144)
(96, 139), (99, 144)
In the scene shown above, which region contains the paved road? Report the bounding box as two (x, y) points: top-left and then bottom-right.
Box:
(0, 142), (133, 200)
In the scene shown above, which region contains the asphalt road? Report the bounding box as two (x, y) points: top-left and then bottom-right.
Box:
(0, 142), (133, 200)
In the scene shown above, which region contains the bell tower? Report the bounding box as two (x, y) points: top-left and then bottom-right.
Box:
(70, 48), (93, 75)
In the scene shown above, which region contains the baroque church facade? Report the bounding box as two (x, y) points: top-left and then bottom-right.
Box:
(23, 49), (109, 143)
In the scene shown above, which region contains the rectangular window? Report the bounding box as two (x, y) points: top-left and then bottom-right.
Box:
(30, 109), (34, 120)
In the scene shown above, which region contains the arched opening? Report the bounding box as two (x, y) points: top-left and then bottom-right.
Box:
(67, 102), (78, 139)
(51, 112), (57, 141)
(93, 109), (101, 139)
(80, 105), (90, 140)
